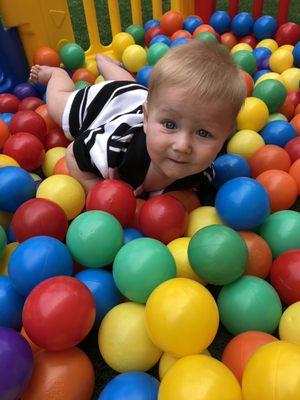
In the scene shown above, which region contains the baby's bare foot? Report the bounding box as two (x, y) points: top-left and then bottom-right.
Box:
(29, 65), (57, 86)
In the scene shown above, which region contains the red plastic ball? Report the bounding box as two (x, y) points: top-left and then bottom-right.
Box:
(9, 110), (47, 143)
(0, 120), (10, 149)
(54, 156), (70, 175)
(249, 144), (291, 177)
(3, 132), (45, 171)
(287, 91), (300, 108)
(160, 10), (184, 36)
(242, 70), (254, 97)
(145, 25), (167, 47)
(0, 93), (20, 113)
(166, 190), (200, 213)
(86, 179), (136, 227)
(284, 136), (300, 162)
(279, 96), (295, 120)
(12, 198), (69, 242)
(22, 276), (96, 351)
(139, 194), (188, 244)
(270, 249), (300, 304)
(72, 68), (96, 85)
(220, 32), (238, 49)
(35, 104), (59, 131)
(18, 97), (44, 111)
(239, 34), (258, 48)
(33, 46), (61, 67)
(128, 198), (145, 230)
(45, 127), (71, 150)
(275, 22), (300, 46)
(291, 114), (300, 136)
(170, 29), (192, 41)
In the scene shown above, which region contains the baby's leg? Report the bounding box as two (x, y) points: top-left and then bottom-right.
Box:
(30, 65), (75, 126)
(95, 54), (135, 81)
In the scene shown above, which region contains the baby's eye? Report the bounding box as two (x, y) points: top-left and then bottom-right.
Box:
(196, 129), (212, 138)
(162, 120), (176, 130)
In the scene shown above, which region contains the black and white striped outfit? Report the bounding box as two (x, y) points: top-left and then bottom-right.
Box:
(62, 80), (215, 201)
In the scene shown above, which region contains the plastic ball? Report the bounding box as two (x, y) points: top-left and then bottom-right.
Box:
(279, 302), (300, 344)
(125, 24), (145, 45)
(144, 25), (166, 47)
(230, 43), (253, 54)
(240, 34), (258, 48)
(0, 276), (25, 329)
(9, 109), (47, 143)
(256, 38), (278, 52)
(123, 227), (143, 243)
(270, 48), (294, 74)
(261, 120), (296, 147)
(166, 190), (200, 213)
(36, 174), (85, 220)
(270, 249), (300, 305)
(86, 179), (136, 227)
(99, 371), (159, 400)
(0, 119), (9, 149)
(0, 93), (20, 113)
(289, 159), (300, 194)
(287, 90), (300, 107)
(0, 112), (14, 125)
(139, 194), (187, 244)
(256, 169), (298, 212)
(227, 129), (265, 160)
(122, 44), (147, 72)
(253, 15), (277, 40)
(0, 224), (6, 257)
(183, 16), (202, 34)
(21, 347), (95, 400)
(145, 278), (219, 357)
(113, 237), (176, 303)
(242, 341), (300, 400)
(23, 276), (95, 351)
(18, 96), (43, 111)
(275, 22), (300, 46)
(144, 19), (160, 31)
(60, 42), (85, 70)
(218, 275), (282, 335)
(185, 206), (223, 237)
(215, 177), (270, 230)
(112, 32), (135, 58)
(209, 11), (231, 35)
(72, 67), (96, 84)
(0, 327), (33, 400)
(74, 80), (90, 89)
(253, 79), (287, 113)
(0, 242), (18, 275)
(136, 65), (153, 87)
(252, 47), (272, 70)
(159, 355), (242, 400)
(188, 225), (247, 285)
(231, 12), (254, 37)
(76, 269), (121, 326)
(0, 154), (19, 168)
(45, 127), (71, 150)
(147, 42), (169, 65)
(35, 103), (59, 130)
(150, 34), (171, 46)
(170, 29), (192, 41)
(160, 10), (184, 36)
(281, 67), (300, 92)
(193, 23), (218, 38)
(66, 210), (123, 268)
(232, 50), (257, 75)
(237, 97), (269, 131)
(290, 114), (300, 135)
(195, 31), (218, 44)
(99, 302), (162, 372)
(239, 231), (273, 279)
(213, 154), (251, 189)
(33, 46), (60, 66)
(220, 32), (238, 49)
(293, 41), (300, 67)
(268, 112), (288, 123)
(249, 144), (291, 177)
(255, 71), (285, 87)
(12, 83), (39, 100)
(242, 70), (254, 96)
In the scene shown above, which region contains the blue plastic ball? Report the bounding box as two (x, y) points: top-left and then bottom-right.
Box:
(144, 19), (160, 31)
(8, 236), (73, 297)
(0, 113), (14, 125)
(76, 269), (121, 326)
(261, 121), (296, 147)
(210, 11), (231, 34)
(150, 34), (171, 47)
(183, 15), (203, 33)
(253, 69), (271, 82)
(99, 371), (159, 400)
(136, 66), (153, 87)
(123, 228), (143, 243)
(231, 12), (254, 37)
(253, 15), (277, 40)
(253, 47), (272, 70)
(6, 224), (16, 243)
(215, 177), (270, 230)
(170, 37), (190, 47)
(212, 154), (251, 189)
(12, 83), (39, 100)
(0, 167), (36, 212)
(292, 41), (300, 67)
(0, 276), (25, 329)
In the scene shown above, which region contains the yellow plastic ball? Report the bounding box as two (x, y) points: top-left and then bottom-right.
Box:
(95, 75), (105, 84)
(42, 147), (66, 177)
(0, 242), (19, 275)
(112, 32), (135, 58)
(84, 59), (99, 76)
(185, 206), (223, 237)
(237, 97), (269, 131)
(98, 302), (162, 372)
(280, 44), (294, 52)
(36, 174), (85, 220)
(0, 154), (20, 168)
(281, 68), (300, 92)
(0, 210), (13, 231)
(269, 48), (294, 74)
(230, 43), (253, 54)
(122, 44), (147, 72)
(279, 302), (300, 345)
(159, 355), (243, 400)
(167, 237), (205, 284)
(227, 129), (265, 160)
(242, 341), (300, 400)
(256, 39), (278, 53)
(254, 72), (285, 87)
(145, 278), (219, 357)
(159, 349), (211, 380)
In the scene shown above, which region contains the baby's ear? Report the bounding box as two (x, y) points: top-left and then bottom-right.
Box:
(142, 101), (148, 134)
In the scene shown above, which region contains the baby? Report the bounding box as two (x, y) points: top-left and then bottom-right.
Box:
(30, 40), (246, 199)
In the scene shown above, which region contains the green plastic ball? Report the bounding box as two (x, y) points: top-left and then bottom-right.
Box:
(195, 31), (218, 44)
(60, 43), (85, 70)
(113, 238), (176, 303)
(0, 225), (7, 259)
(259, 210), (300, 258)
(147, 43), (169, 65)
(267, 112), (288, 123)
(75, 81), (91, 89)
(188, 225), (248, 285)
(125, 24), (145, 45)
(232, 50), (257, 75)
(66, 210), (123, 268)
(217, 276), (282, 335)
(253, 79), (287, 113)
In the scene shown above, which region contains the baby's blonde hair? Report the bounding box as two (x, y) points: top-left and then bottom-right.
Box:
(148, 40), (247, 119)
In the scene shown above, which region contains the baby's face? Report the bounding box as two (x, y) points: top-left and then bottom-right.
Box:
(143, 87), (235, 181)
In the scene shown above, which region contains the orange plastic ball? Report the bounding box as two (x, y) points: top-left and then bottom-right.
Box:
(238, 231), (273, 279)
(289, 159), (300, 194)
(242, 70), (254, 97)
(72, 68), (96, 85)
(160, 11), (184, 36)
(256, 169), (298, 212)
(54, 156), (70, 175)
(171, 29), (192, 41)
(0, 119), (10, 149)
(167, 190), (201, 213)
(249, 144), (291, 177)
(222, 331), (278, 383)
(35, 104), (59, 131)
(278, 96), (295, 120)
(21, 326), (41, 355)
(295, 103), (300, 115)
(193, 24), (218, 39)
(220, 32), (238, 49)
(33, 47), (60, 67)
(290, 114), (300, 136)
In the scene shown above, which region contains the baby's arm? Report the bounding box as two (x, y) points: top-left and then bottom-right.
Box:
(95, 54), (135, 81)
(66, 143), (101, 193)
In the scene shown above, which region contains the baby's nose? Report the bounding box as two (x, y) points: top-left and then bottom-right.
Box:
(173, 134), (192, 154)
